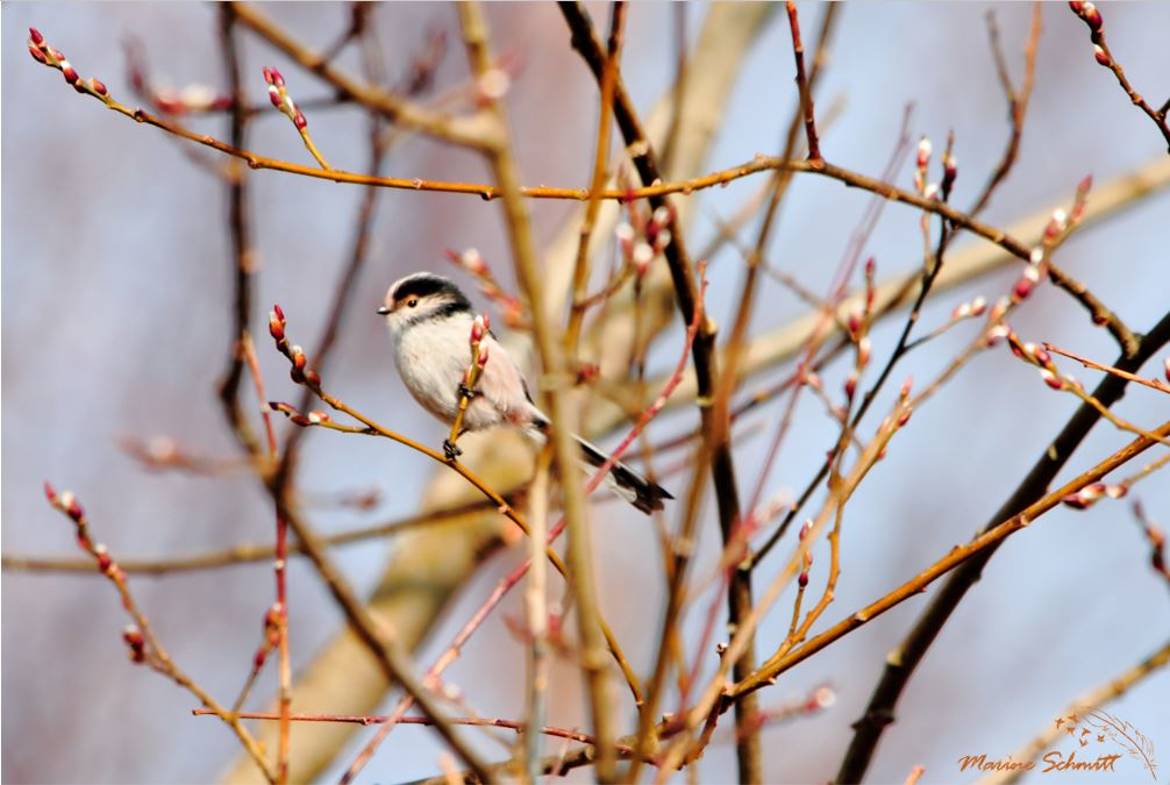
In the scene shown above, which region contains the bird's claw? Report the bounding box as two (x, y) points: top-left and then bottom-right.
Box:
(443, 439), (462, 461)
(457, 383), (479, 401)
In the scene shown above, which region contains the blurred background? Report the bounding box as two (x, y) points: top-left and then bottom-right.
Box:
(3, 3), (1168, 784)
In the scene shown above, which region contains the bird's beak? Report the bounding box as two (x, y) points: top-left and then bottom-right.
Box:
(377, 305), (391, 315)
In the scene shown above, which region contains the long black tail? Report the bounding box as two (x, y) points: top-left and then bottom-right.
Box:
(573, 435), (673, 514)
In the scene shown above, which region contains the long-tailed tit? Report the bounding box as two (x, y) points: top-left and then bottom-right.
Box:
(379, 272), (672, 514)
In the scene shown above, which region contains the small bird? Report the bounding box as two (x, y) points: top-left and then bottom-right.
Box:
(379, 272), (672, 514)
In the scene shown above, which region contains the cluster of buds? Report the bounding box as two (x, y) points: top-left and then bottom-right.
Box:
(445, 249), (526, 329)
(124, 39), (232, 116)
(842, 258), (879, 403)
(982, 296), (1013, 347)
(43, 483), (126, 584)
(797, 520), (814, 588)
(1068, 1), (1109, 64)
(616, 203), (673, 278)
(1062, 481), (1127, 509)
(465, 313), (491, 388)
(268, 401), (331, 428)
(269, 305), (321, 388)
(950, 295), (988, 322)
(28, 28), (111, 102)
(1016, 176), (1092, 303)
(1006, 331), (1078, 392)
(914, 135), (958, 203)
(263, 67), (306, 129)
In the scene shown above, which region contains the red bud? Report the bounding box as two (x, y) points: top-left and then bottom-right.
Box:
(62, 64), (79, 85)
(90, 78), (108, 96)
(1013, 277), (1034, 301)
(44, 481), (57, 503)
(29, 27), (45, 46)
(1093, 45), (1110, 67)
(29, 44), (48, 64)
(293, 111), (307, 130)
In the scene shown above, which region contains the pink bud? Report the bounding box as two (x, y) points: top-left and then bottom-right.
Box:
(29, 44), (48, 64)
(1013, 277), (1034, 301)
(857, 336), (871, 368)
(293, 111), (307, 130)
(1032, 347), (1053, 368)
(897, 407), (913, 427)
(633, 242), (654, 274)
(916, 137), (932, 169)
(477, 345), (490, 368)
(44, 481), (57, 503)
(1093, 45), (1110, 66)
(303, 369), (321, 387)
(461, 248), (487, 275)
(798, 571), (810, 589)
(1040, 368), (1064, 390)
(273, 303), (285, 322)
(90, 78), (108, 96)
(95, 544), (113, 573)
(61, 62), (79, 85)
(1079, 2), (1103, 31)
(847, 310), (863, 336)
(865, 257), (876, 279)
(268, 87), (283, 109)
(29, 27), (45, 46)
(268, 310), (285, 341)
(969, 296), (987, 317)
(843, 373), (857, 401)
(291, 346), (306, 371)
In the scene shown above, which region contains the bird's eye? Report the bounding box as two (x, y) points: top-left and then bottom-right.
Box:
(407, 297), (419, 308)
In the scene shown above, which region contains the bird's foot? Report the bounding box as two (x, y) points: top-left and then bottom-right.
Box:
(443, 438), (462, 461)
(457, 383), (479, 401)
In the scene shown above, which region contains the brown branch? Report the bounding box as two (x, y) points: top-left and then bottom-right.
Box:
(228, 2), (493, 149)
(1, 496), (512, 575)
(833, 307), (1170, 784)
(729, 417), (1170, 703)
(557, 2), (767, 780)
(1045, 343), (1170, 395)
(457, 5), (616, 779)
(1068, 2), (1170, 152)
(42, 486), (277, 783)
(786, 1), (821, 161)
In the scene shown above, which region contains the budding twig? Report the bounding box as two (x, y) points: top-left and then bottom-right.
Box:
(1068, 2), (1170, 152)
(263, 66), (331, 169)
(41, 484), (277, 783)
